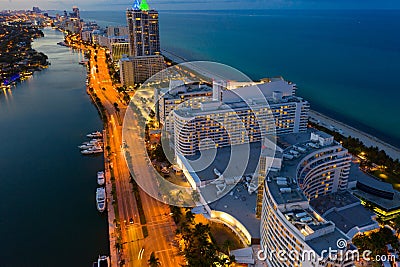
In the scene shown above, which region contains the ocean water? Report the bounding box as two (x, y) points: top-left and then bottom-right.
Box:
(0, 29), (109, 266)
(81, 9), (400, 148)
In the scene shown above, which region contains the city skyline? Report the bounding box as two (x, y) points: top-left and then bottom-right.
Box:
(2, 0), (400, 11)
(1, 4), (400, 267)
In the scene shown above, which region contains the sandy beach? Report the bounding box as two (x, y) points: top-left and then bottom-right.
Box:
(309, 110), (400, 161)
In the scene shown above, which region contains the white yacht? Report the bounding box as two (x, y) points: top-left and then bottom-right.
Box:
(87, 131), (103, 138)
(79, 139), (102, 150)
(97, 171), (105, 185)
(81, 146), (103, 155)
(83, 139), (101, 145)
(96, 188), (106, 212)
(97, 255), (110, 267)
(78, 143), (95, 150)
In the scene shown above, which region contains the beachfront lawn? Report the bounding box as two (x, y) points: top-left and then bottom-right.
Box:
(209, 222), (245, 254)
(371, 169), (400, 190)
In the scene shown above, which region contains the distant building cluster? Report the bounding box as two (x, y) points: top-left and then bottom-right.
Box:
(55, 6), (82, 34)
(0, 10), (51, 89)
(73, 0), (165, 89)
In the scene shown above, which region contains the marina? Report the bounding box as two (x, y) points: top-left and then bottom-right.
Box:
(79, 131), (104, 155)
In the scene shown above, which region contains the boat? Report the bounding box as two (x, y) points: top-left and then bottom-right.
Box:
(79, 139), (102, 149)
(97, 255), (110, 267)
(87, 131), (103, 138)
(78, 143), (96, 149)
(83, 139), (102, 145)
(97, 171), (105, 185)
(96, 188), (106, 212)
(81, 146), (103, 155)
(79, 60), (88, 65)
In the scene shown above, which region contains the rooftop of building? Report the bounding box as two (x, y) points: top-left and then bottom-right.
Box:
(324, 205), (376, 234)
(276, 130), (343, 179)
(352, 188), (400, 211)
(169, 77), (306, 117)
(313, 130), (333, 139)
(310, 191), (376, 234)
(348, 163), (394, 194)
(310, 191), (360, 214)
(277, 130), (315, 149)
(224, 78), (296, 97)
(181, 142), (267, 239)
(119, 54), (164, 62)
(283, 208), (326, 232)
(173, 98), (272, 118)
(184, 142), (263, 183)
(266, 176), (308, 205)
(263, 130), (346, 205)
(267, 94), (308, 105)
(160, 81), (212, 99)
(306, 227), (351, 255)
(209, 182), (260, 238)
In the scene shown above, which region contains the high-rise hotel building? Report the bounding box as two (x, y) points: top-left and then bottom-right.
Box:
(126, 0), (160, 57)
(260, 131), (353, 267)
(120, 0), (164, 87)
(173, 99), (276, 156)
(169, 78), (310, 156)
(156, 80), (214, 132)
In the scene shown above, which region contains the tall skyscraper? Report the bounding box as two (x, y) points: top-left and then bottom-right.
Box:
(71, 6), (80, 19)
(32, 7), (41, 13)
(126, 0), (160, 57)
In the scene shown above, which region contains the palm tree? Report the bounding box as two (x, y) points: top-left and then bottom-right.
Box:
(375, 216), (385, 226)
(222, 239), (234, 254)
(185, 210), (195, 225)
(148, 252), (160, 267)
(392, 215), (400, 237)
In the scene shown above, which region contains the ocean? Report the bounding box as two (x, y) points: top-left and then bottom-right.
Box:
(81, 9), (400, 149)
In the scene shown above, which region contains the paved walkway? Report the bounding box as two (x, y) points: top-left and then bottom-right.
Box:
(309, 110), (400, 161)
(104, 130), (119, 267)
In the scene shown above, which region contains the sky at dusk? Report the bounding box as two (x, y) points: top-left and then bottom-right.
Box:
(1, 0), (400, 11)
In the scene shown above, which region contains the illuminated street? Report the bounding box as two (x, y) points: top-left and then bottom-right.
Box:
(66, 34), (184, 266)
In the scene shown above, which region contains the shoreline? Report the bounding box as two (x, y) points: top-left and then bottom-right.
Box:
(161, 51), (400, 161)
(85, 60), (119, 266)
(0, 27), (109, 265)
(309, 110), (400, 161)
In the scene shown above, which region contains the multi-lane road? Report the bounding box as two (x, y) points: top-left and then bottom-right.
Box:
(71, 36), (184, 266)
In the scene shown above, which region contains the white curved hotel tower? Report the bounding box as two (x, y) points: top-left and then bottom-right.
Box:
(160, 77), (357, 266)
(260, 132), (354, 267)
